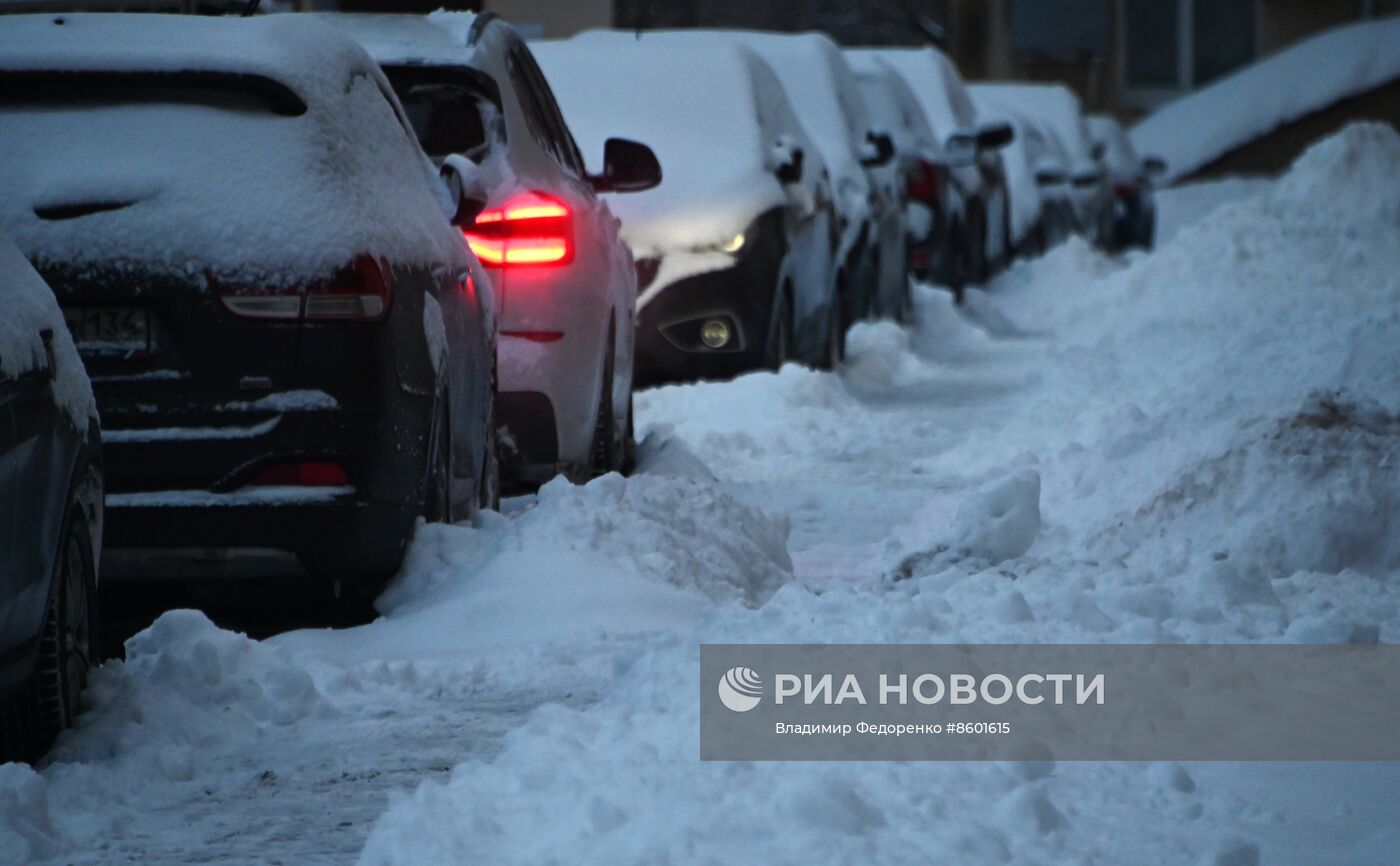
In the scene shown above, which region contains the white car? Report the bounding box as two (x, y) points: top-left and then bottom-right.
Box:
(971, 83), (1113, 248)
(535, 35), (842, 382)
(619, 30), (903, 327)
(321, 13), (660, 489)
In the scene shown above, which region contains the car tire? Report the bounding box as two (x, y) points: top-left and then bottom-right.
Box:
(1, 502), (96, 764)
(425, 396), (452, 524)
(590, 326), (618, 477)
(474, 363), (501, 515)
(620, 394), (637, 476)
(817, 295), (845, 371)
(766, 292), (791, 371)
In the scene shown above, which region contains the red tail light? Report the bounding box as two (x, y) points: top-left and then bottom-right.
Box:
(906, 159), (945, 205)
(218, 255), (391, 322)
(305, 256), (390, 321)
(465, 191), (573, 267)
(249, 461), (350, 487)
(1113, 181), (1139, 201)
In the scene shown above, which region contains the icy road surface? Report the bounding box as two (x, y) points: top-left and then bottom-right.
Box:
(4, 124), (1400, 865)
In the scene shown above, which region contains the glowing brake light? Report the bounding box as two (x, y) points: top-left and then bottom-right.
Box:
(465, 191), (573, 267)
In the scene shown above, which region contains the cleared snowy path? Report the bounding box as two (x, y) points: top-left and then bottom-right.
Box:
(4, 125), (1399, 866)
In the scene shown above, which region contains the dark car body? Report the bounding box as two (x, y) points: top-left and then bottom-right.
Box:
(0, 14), (496, 584)
(1088, 114), (1164, 251)
(0, 234), (102, 762)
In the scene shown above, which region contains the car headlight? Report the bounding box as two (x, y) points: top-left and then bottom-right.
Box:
(719, 231), (746, 254)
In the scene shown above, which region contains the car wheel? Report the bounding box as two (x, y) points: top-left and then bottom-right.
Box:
(589, 327), (618, 476)
(474, 363), (501, 515)
(424, 396), (451, 524)
(766, 293), (791, 371)
(620, 394), (637, 476)
(2, 503), (96, 764)
(817, 292), (846, 371)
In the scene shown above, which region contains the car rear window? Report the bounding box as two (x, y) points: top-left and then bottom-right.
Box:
(395, 82), (486, 159)
(0, 70), (307, 116)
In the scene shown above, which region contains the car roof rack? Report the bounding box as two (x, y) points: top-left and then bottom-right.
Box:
(0, 0), (260, 14)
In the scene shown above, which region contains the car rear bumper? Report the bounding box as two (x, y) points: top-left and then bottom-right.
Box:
(103, 490), (414, 579)
(497, 330), (603, 475)
(99, 401), (432, 579)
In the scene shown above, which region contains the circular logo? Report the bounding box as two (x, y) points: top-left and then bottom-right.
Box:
(718, 666), (763, 712)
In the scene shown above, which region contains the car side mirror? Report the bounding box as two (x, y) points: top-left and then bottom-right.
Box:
(945, 132), (978, 167)
(976, 122), (1014, 150)
(591, 138), (661, 193)
(771, 140), (805, 184)
(860, 130), (895, 167)
(1035, 166), (1067, 186)
(440, 154), (488, 226)
(1142, 156), (1168, 178)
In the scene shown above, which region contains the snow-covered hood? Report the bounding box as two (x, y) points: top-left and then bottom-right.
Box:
(535, 37), (791, 258)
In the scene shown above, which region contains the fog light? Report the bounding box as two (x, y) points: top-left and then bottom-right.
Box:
(700, 318), (731, 349)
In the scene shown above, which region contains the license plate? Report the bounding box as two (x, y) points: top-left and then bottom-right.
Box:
(62, 307), (150, 358)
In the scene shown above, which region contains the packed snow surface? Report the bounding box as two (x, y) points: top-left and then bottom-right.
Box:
(1132, 15), (1400, 183)
(0, 234), (96, 426)
(0, 13), (463, 283)
(7, 124), (1400, 866)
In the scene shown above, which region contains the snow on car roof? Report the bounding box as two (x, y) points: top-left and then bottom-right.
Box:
(0, 234), (96, 426)
(532, 37), (796, 255)
(971, 83), (1095, 174)
(604, 29), (873, 216)
(1131, 16), (1400, 183)
(850, 46), (977, 141)
(305, 11), (482, 67)
(0, 13), (464, 282)
(845, 52), (938, 158)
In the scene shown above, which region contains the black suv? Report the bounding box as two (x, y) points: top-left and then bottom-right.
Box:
(0, 14), (497, 586)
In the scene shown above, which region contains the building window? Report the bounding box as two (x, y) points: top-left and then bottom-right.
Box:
(1193, 0), (1256, 85)
(1121, 0), (1257, 105)
(1125, 0), (1179, 87)
(1011, 0), (1111, 59)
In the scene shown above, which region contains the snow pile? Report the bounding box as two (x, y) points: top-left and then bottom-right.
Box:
(0, 235), (96, 425)
(0, 13), (462, 282)
(1269, 121), (1400, 225)
(277, 472), (792, 670)
(1132, 15), (1400, 182)
(0, 765), (63, 866)
(533, 37), (800, 256)
(355, 125), (1400, 865)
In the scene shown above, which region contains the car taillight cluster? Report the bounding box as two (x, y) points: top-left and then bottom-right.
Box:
(906, 159), (946, 205)
(465, 191), (574, 267)
(219, 255), (391, 322)
(248, 460), (350, 487)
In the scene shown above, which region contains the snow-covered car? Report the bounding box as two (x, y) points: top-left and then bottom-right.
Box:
(0, 233), (102, 764)
(534, 35), (842, 384)
(864, 46), (1016, 282)
(974, 82), (1092, 251)
(972, 83), (1113, 249)
(320, 13), (657, 489)
(845, 52), (941, 309)
(1088, 114), (1166, 250)
(629, 30), (903, 327)
(0, 13), (498, 586)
